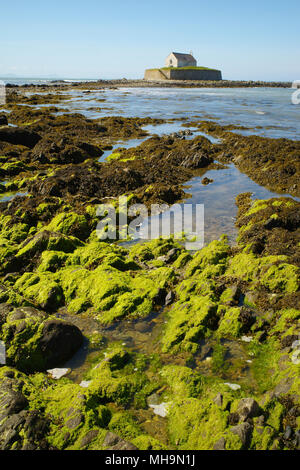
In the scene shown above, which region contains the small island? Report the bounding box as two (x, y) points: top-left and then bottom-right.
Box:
(145, 52), (222, 81)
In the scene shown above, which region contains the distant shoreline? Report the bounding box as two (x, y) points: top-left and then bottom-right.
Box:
(4, 78), (293, 89)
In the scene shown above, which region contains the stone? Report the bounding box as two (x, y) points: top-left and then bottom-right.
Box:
(0, 114), (8, 126)
(103, 432), (138, 451)
(165, 290), (175, 306)
(149, 402), (171, 418)
(213, 437), (226, 450)
(283, 425), (292, 440)
(230, 422), (253, 446)
(236, 398), (261, 421)
(47, 368), (70, 380)
(80, 429), (99, 448)
(39, 320), (83, 369)
(65, 413), (84, 430)
(213, 393), (223, 407)
(224, 382), (241, 391)
(0, 127), (41, 148)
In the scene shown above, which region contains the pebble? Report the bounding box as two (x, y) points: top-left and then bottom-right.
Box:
(291, 349), (300, 365)
(149, 402), (171, 418)
(79, 380), (92, 388)
(241, 336), (253, 343)
(291, 340), (300, 350)
(283, 425), (292, 440)
(224, 382), (241, 391)
(47, 368), (70, 380)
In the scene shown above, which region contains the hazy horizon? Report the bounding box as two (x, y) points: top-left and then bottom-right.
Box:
(1, 0), (299, 82)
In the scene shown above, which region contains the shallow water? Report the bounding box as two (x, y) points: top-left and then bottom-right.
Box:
(52, 87), (300, 140)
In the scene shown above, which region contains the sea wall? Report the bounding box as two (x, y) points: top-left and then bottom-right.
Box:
(144, 68), (222, 81)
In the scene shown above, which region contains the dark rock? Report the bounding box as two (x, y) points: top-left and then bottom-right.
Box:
(153, 287), (167, 306)
(228, 412), (240, 426)
(230, 422), (253, 446)
(236, 398), (261, 421)
(283, 425), (292, 440)
(0, 127), (41, 148)
(281, 335), (299, 349)
(0, 114), (8, 126)
(103, 432), (138, 450)
(213, 437), (226, 450)
(213, 393), (223, 407)
(39, 320), (83, 369)
(202, 177), (214, 185)
(65, 413), (84, 430)
(80, 429), (99, 448)
(165, 290), (175, 306)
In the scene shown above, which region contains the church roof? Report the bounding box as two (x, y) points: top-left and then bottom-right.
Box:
(171, 52), (196, 62)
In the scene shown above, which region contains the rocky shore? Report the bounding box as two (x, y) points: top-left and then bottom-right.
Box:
(4, 79), (293, 91)
(0, 87), (299, 450)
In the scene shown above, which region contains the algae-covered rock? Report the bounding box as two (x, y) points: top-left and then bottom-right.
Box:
(0, 307), (83, 372)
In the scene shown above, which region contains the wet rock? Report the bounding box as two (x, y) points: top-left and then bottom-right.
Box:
(31, 137), (103, 165)
(236, 398), (261, 421)
(80, 429), (99, 448)
(230, 422), (253, 446)
(152, 287), (167, 306)
(103, 432), (138, 450)
(202, 177), (214, 185)
(39, 320), (83, 369)
(213, 393), (223, 407)
(0, 114), (8, 126)
(0, 378), (48, 450)
(0, 127), (41, 148)
(165, 290), (175, 306)
(283, 425), (292, 440)
(66, 413), (84, 430)
(213, 437), (226, 450)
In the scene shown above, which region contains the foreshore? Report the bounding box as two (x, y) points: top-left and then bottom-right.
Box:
(5, 78), (293, 90)
(0, 85), (299, 451)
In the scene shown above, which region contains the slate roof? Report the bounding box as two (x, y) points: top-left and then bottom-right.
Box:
(171, 52), (196, 63)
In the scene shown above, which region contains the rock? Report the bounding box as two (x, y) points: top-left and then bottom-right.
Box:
(47, 368), (70, 380)
(103, 432), (138, 451)
(224, 382), (241, 391)
(236, 398), (261, 421)
(291, 349), (300, 365)
(149, 402), (171, 418)
(0, 114), (8, 126)
(39, 320), (83, 369)
(280, 335), (298, 349)
(213, 437), (226, 450)
(241, 336), (253, 343)
(201, 177), (214, 185)
(80, 429), (99, 448)
(146, 393), (160, 406)
(165, 290), (175, 306)
(0, 127), (41, 148)
(79, 380), (92, 388)
(0, 381), (28, 422)
(213, 393), (223, 407)
(0, 378), (48, 450)
(230, 422), (253, 446)
(65, 413), (84, 430)
(283, 425), (292, 440)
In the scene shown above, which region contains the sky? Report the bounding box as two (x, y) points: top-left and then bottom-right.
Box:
(0, 0), (299, 81)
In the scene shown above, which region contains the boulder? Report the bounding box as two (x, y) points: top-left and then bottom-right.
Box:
(103, 432), (138, 451)
(0, 127), (41, 148)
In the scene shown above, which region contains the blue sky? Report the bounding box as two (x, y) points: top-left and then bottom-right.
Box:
(0, 0), (299, 80)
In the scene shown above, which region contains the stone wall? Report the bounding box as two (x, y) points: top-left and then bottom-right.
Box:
(144, 68), (222, 81)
